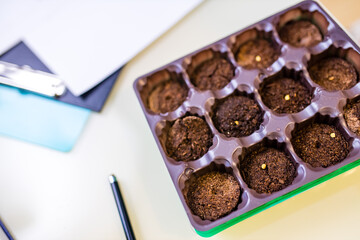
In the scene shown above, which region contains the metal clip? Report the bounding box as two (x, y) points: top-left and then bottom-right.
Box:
(0, 61), (66, 97)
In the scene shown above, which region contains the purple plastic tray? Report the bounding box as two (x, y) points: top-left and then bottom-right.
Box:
(133, 1), (360, 237)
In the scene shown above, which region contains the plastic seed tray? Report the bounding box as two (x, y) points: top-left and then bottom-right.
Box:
(133, 1), (360, 237)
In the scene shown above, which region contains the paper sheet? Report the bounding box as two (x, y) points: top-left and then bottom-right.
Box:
(0, 0), (202, 96)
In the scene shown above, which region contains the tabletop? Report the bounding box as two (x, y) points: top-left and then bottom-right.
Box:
(1, 0), (360, 239)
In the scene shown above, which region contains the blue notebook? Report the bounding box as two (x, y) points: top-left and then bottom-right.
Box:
(0, 42), (91, 152)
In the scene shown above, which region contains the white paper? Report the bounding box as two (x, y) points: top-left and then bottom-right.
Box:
(0, 0), (202, 96)
(0, 1), (66, 55)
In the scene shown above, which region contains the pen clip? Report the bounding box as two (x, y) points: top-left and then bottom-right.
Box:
(0, 61), (66, 97)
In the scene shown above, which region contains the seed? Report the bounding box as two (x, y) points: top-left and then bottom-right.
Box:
(255, 55), (261, 62)
(284, 94), (290, 101)
(261, 163), (267, 169)
(328, 76), (335, 81)
(330, 132), (336, 138)
(234, 120), (239, 125)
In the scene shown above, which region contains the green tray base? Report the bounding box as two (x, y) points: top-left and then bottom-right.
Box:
(196, 158), (360, 237)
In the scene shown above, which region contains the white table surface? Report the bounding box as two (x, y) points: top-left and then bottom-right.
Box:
(1, 0), (360, 239)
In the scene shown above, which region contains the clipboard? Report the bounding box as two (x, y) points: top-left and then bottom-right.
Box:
(0, 41), (91, 152)
(0, 41), (121, 112)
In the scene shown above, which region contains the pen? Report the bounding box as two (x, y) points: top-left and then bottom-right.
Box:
(109, 175), (136, 240)
(0, 217), (14, 240)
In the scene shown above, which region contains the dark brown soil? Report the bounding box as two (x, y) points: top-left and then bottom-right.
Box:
(344, 101), (360, 135)
(187, 171), (241, 221)
(166, 116), (213, 162)
(308, 57), (358, 91)
(236, 39), (278, 69)
(291, 123), (349, 168)
(260, 77), (312, 114)
(148, 80), (188, 113)
(279, 20), (322, 47)
(212, 95), (263, 138)
(240, 148), (297, 194)
(190, 58), (234, 91)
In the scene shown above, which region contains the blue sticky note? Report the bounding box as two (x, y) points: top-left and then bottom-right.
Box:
(0, 42), (91, 152)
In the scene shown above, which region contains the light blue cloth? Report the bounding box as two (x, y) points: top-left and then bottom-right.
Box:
(0, 85), (90, 152)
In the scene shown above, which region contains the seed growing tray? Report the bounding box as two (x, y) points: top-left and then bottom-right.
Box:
(133, 0), (360, 237)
